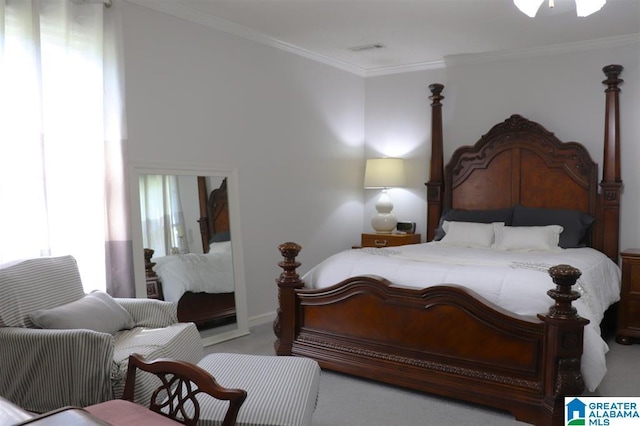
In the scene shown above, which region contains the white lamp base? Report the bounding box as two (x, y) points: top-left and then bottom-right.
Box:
(371, 189), (397, 234)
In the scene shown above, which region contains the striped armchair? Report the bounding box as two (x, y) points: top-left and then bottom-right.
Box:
(0, 256), (204, 413)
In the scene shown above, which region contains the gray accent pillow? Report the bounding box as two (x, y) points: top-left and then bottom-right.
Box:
(30, 291), (135, 335)
(511, 205), (596, 248)
(434, 207), (514, 241)
(210, 231), (231, 243)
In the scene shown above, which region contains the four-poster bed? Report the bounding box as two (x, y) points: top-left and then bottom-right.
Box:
(273, 64), (624, 425)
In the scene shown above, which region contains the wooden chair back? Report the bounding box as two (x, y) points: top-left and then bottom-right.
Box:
(123, 353), (247, 426)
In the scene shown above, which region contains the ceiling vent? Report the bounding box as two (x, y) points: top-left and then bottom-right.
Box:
(348, 43), (386, 52)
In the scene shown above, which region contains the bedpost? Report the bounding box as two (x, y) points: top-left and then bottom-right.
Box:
(539, 264), (590, 424)
(274, 242), (304, 356)
(197, 176), (211, 252)
(426, 83), (445, 241)
(598, 64), (623, 263)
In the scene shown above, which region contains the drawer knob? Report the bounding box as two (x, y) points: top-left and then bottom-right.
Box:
(374, 240), (388, 247)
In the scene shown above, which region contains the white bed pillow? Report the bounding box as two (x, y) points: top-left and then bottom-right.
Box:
(208, 240), (232, 254)
(439, 221), (504, 248)
(492, 225), (564, 252)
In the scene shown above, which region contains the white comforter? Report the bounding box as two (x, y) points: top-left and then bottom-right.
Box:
(302, 243), (621, 391)
(153, 242), (235, 304)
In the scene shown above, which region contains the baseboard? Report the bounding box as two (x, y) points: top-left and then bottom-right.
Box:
(249, 310), (276, 328)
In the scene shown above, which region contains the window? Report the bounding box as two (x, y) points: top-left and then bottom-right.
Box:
(0, 0), (128, 293)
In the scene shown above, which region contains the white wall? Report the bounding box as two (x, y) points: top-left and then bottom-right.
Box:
(364, 69), (447, 238)
(365, 42), (640, 251)
(123, 2), (639, 322)
(122, 3), (365, 320)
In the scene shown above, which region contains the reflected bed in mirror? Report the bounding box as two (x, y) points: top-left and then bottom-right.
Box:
(142, 177), (235, 329)
(131, 165), (249, 346)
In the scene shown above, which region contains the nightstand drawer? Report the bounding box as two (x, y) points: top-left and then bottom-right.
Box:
(626, 299), (640, 330)
(617, 249), (640, 344)
(629, 269), (640, 295)
(361, 233), (421, 248)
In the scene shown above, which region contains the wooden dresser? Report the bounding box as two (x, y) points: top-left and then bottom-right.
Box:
(617, 249), (640, 344)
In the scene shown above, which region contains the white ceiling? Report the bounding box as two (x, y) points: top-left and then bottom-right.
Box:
(129, 0), (640, 76)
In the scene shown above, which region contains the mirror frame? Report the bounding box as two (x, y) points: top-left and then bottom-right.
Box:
(129, 162), (249, 346)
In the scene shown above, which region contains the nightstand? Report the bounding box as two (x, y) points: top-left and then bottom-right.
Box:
(146, 276), (164, 300)
(360, 233), (421, 248)
(617, 249), (640, 344)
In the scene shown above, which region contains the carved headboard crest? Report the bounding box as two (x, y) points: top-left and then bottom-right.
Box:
(490, 114), (551, 134)
(447, 114), (597, 192)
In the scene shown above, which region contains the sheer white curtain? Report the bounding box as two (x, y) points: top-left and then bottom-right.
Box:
(0, 0), (132, 295)
(139, 175), (190, 257)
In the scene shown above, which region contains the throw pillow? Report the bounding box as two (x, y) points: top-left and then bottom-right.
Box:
(492, 225), (563, 252)
(30, 291), (135, 335)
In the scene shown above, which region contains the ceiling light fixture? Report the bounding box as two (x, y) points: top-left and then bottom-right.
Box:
(514, 0), (606, 17)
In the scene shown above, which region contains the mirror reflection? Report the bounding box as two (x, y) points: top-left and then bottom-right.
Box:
(139, 175), (236, 333)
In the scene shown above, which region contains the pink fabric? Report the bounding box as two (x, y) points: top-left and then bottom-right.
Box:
(85, 400), (180, 426)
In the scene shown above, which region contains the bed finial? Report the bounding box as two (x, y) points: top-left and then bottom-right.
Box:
(426, 84), (445, 241)
(602, 64), (623, 90)
(277, 242), (302, 285)
(428, 83), (444, 106)
(598, 64), (623, 263)
(546, 264), (583, 320)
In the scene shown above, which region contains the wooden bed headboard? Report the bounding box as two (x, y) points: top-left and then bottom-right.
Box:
(445, 114), (598, 213)
(197, 177), (230, 253)
(426, 65), (624, 262)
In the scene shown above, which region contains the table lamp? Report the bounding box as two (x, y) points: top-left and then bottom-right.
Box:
(364, 158), (406, 234)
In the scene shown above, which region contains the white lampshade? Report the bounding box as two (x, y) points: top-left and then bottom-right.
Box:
(364, 158), (406, 189)
(514, 0), (606, 17)
(364, 158), (406, 234)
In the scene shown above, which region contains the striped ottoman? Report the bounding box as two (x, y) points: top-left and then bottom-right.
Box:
(197, 353), (321, 426)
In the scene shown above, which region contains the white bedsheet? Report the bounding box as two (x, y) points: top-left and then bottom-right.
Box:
(153, 242), (235, 304)
(302, 243), (621, 391)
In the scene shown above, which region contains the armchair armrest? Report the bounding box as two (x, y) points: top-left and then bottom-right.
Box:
(0, 396), (35, 424)
(0, 327), (114, 413)
(115, 298), (178, 328)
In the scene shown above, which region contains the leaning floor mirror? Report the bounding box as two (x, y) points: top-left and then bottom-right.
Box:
(129, 164), (249, 346)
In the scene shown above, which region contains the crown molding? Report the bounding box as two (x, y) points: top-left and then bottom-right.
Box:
(364, 60), (446, 77)
(125, 0), (367, 76)
(126, 1), (639, 77)
(444, 33), (640, 68)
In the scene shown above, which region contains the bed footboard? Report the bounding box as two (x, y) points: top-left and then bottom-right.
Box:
(274, 242), (588, 426)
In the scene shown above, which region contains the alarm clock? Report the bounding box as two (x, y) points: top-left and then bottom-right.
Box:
(396, 221), (416, 234)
